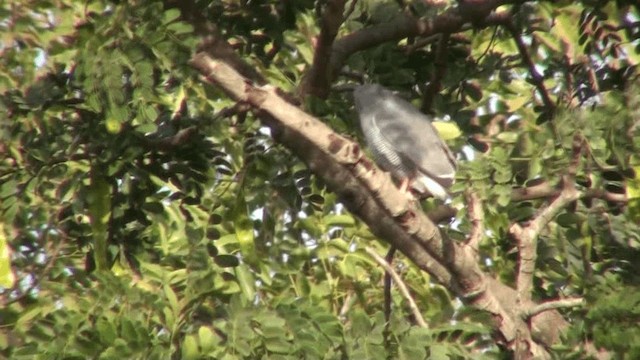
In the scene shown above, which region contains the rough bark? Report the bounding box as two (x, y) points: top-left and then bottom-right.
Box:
(190, 54), (572, 358)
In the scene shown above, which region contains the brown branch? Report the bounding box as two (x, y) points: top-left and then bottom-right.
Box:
(511, 135), (586, 301)
(366, 246), (428, 328)
(512, 181), (558, 201)
(329, 0), (510, 84)
(344, 0), (359, 21)
(421, 33), (450, 113)
(500, 14), (556, 114)
(190, 54), (568, 357)
(427, 204), (458, 223)
(510, 179), (580, 300)
(403, 33), (470, 54)
(191, 53), (456, 285)
(143, 126), (198, 151)
(299, 0), (348, 98)
(466, 190), (484, 253)
(165, 0), (266, 84)
(402, 34), (439, 52)
(512, 181), (628, 203)
(523, 297), (585, 318)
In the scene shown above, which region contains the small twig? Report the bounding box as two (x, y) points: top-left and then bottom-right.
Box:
(523, 298), (585, 318)
(465, 190), (484, 253)
(365, 246), (428, 328)
(339, 290), (356, 320)
(143, 126), (198, 151)
(383, 247), (396, 325)
(497, 13), (556, 117)
(402, 33), (470, 53)
(343, 0), (358, 21)
(475, 25), (499, 64)
(215, 102), (252, 119)
(382, 246), (395, 357)
(568, 133), (585, 177)
(402, 34), (441, 53)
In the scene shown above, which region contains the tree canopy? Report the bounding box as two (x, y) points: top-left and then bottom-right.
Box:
(1, 0), (640, 359)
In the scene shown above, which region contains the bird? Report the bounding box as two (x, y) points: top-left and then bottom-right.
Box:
(353, 84), (457, 200)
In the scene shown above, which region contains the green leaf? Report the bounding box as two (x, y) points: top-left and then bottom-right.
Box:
(162, 8), (181, 25)
(167, 22), (194, 35)
(181, 334), (199, 360)
(324, 214), (355, 227)
(349, 310), (371, 338)
(164, 284), (180, 315)
(96, 317), (117, 344)
(0, 225), (15, 288)
(214, 254), (239, 268)
(232, 188), (256, 265)
(198, 326), (217, 353)
(88, 171), (111, 271)
(432, 121), (462, 141)
(429, 344), (449, 360)
(497, 131), (519, 144)
(264, 336), (291, 354)
(234, 264), (256, 301)
(140, 104), (159, 123)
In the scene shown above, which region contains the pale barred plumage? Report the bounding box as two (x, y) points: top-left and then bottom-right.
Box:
(354, 84), (457, 200)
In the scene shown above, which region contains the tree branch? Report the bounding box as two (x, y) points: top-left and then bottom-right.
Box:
(522, 297), (585, 318)
(466, 190), (484, 253)
(329, 0), (510, 86)
(383, 246), (396, 325)
(142, 126), (198, 151)
(299, 0), (349, 98)
(511, 134), (586, 301)
(366, 246), (428, 328)
(510, 179), (580, 300)
(499, 13), (556, 114)
(421, 33), (450, 113)
(511, 181), (627, 203)
(191, 54), (457, 288)
(190, 53), (568, 358)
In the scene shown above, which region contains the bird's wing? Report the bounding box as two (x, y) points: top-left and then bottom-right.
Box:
(371, 99), (457, 186)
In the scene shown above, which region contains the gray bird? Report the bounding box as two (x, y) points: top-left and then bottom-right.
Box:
(353, 84), (457, 200)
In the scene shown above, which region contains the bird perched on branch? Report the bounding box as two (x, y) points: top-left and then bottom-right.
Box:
(353, 84), (457, 200)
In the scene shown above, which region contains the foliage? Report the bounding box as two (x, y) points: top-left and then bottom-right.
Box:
(1, 0), (639, 358)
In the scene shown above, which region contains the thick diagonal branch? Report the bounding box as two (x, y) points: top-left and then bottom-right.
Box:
(190, 54), (568, 358)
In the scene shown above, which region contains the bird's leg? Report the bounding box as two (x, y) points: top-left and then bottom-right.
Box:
(398, 178), (410, 193)
(398, 178), (417, 201)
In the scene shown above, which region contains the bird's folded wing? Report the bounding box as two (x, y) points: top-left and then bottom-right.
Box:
(372, 102), (456, 186)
